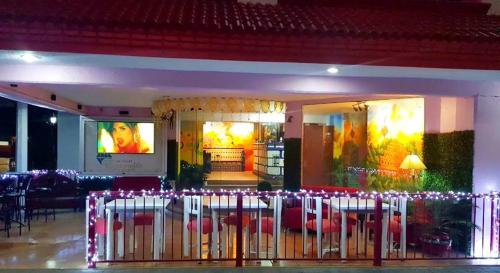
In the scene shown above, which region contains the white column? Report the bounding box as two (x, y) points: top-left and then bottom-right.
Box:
(16, 102), (28, 172)
(57, 112), (83, 171)
(473, 95), (500, 194)
(472, 95), (500, 257)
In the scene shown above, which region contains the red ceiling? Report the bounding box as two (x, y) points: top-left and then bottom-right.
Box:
(1, 0), (499, 69)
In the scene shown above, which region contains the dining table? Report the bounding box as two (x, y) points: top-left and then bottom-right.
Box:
(323, 197), (407, 259)
(203, 195), (268, 258)
(100, 197), (171, 260)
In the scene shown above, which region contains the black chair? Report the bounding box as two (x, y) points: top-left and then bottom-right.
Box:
(0, 176), (29, 236)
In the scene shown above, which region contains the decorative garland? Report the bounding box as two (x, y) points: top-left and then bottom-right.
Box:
(151, 97), (286, 123)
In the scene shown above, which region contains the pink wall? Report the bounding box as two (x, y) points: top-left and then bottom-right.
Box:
(424, 96), (442, 133)
(424, 96), (474, 133)
(473, 95), (499, 193)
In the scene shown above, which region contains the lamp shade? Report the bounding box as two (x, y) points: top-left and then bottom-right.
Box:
(399, 154), (426, 170)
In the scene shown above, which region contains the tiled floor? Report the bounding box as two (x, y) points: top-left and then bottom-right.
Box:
(0, 211), (86, 269)
(206, 171), (259, 182)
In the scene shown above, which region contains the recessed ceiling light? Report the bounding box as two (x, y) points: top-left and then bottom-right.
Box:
(327, 66), (339, 74)
(19, 52), (40, 63)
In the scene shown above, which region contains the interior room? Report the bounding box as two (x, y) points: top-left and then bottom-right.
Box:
(177, 103), (285, 189)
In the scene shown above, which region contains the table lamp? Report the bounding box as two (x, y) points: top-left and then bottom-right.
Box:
(400, 154), (426, 180)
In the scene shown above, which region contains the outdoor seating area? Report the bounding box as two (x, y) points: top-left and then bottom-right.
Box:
(0, 170), (499, 269)
(84, 188), (498, 268)
(1, 0), (500, 271)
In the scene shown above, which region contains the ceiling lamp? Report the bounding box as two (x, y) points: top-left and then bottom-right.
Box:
(19, 52), (41, 63)
(326, 66), (339, 74)
(49, 113), (57, 125)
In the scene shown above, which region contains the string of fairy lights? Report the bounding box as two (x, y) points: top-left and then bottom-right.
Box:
(0, 170), (496, 267)
(0, 169), (166, 182)
(85, 188), (500, 267)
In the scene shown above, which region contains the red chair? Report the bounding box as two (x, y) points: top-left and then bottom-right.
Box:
(183, 196), (223, 259)
(222, 213), (251, 252)
(95, 217), (123, 234)
(303, 196), (352, 258)
(249, 215), (278, 258)
(95, 216), (123, 257)
(250, 217), (274, 234)
(112, 177), (160, 254)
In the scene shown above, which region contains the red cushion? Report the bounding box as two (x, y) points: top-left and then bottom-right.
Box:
(282, 207), (303, 230)
(306, 219), (341, 233)
(332, 213), (358, 226)
(95, 218), (122, 234)
(134, 213), (154, 226)
(112, 176), (161, 191)
(223, 213), (251, 226)
(250, 217), (274, 234)
(187, 217), (223, 234)
(301, 185), (358, 194)
(366, 220), (401, 234)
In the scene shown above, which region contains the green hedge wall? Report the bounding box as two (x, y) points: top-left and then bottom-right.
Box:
(422, 130), (474, 192)
(284, 138), (301, 191)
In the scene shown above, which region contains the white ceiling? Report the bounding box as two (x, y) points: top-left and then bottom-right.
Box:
(35, 84), (345, 107)
(2, 50), (500, 81)
(0, 50), (499, 108)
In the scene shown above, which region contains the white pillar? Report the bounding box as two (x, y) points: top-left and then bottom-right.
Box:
(473, 95), (500, 193)
(57, 112), (83, 171)
(16, 102), (28, 172)
(472, 95), (500, 257)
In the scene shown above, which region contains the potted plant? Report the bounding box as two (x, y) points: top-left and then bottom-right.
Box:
(420, 232), (452, 257)
(419, 200), (477, 257)
(177, 160), (207, 190)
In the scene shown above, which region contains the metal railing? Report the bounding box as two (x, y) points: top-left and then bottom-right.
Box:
(85, 190), (500, 268)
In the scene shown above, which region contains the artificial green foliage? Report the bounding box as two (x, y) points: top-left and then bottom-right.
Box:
(422, 200), (475, 253)
(367, 173), (421, 192)
(178, 160), (207, 190)
(78, 177), (114, 195)
(284, 138), (301, 191)
(420, 171), (453, 192)
(423, 131), (474, 192)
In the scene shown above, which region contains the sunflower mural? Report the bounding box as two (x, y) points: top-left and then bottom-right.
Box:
(328, 98), (424, 191)
(366, 98), (424, 191)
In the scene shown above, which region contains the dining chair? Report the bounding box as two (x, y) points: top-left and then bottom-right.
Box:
(129, 209), (155, 256)
(222, 212), (251, 256)
(303, 196), (342, 258)
(249, 195), (282, 260)
(183, 195), (222, 259)
(96, 214), (123, 257)
(365, 196), (406, 254)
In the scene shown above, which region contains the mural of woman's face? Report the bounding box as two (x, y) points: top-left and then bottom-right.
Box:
(112, 122), (134, 148)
